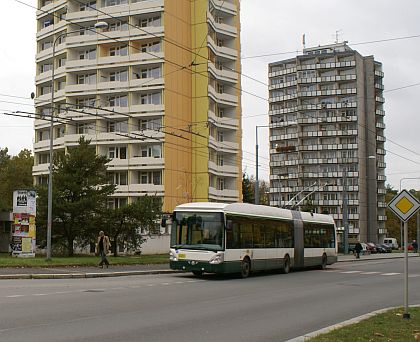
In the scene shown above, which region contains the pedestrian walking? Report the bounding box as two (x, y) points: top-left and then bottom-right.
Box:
(96, 231), (111, 268)
(355, 241), (363, 259)
(412, 240), (418, 254)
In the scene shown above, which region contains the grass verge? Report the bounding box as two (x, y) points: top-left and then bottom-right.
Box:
(0, 253), (168, 267)
(309, 307), (420, 342)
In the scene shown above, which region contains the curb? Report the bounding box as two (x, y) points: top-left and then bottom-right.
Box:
(0, 269), (180, 280)
(337, 254), (418, 263)
(285, 304), (420, 342)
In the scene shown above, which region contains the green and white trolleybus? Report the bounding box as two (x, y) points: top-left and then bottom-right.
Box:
(169, 202), (337, 277)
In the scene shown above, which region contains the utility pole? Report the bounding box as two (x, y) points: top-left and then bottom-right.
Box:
(255, 126), (259, 205)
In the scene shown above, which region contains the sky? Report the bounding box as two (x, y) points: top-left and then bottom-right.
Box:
(1, 0), (420, 191)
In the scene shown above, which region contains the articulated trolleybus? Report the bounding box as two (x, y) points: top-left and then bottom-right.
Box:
(170, 202), (337, 278)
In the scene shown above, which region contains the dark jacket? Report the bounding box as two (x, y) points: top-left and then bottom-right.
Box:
(355, 242), (363, 252)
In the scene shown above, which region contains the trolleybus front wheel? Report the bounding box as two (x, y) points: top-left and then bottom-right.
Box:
(320, 253), (328, 270)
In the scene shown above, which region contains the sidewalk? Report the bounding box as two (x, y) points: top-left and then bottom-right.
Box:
(0, 253), (417, 280)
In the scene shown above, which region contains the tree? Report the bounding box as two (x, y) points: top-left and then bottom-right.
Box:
(0, 148), (33, 211)
(242, 173), (254, 203)
(37, 138), (116, 256)
(242, 172), (269, 205)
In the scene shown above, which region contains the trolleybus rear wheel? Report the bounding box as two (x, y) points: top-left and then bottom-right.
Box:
(241, 257), (251, 278)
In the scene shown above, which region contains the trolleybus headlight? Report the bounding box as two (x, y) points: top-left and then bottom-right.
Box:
(169, 250), (178, 261)
(209, 252), (224, 264)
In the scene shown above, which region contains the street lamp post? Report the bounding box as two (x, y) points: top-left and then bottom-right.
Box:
(46, 22), (108, 260)
(255, 125), (269, 205)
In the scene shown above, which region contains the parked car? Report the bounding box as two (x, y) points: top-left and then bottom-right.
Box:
(360, 242), (370, 255)
(366, 242), (378, 254)
(376, 243), (392, 253)
(383, 238), (399, 250)
(348, 243), (356, 254)
(374, 243), (386, 253)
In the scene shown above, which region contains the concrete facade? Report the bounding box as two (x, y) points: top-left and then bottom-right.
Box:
(34, 0), (242, 214)
(268, 43), (386, 244)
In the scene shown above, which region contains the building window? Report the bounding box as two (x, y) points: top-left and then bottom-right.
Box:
(140, 145), (161, 158)
(41, 41), (52, 50)
(79, 49), (96, 60)
(107, 120), (128, 133)
(104, 0), (128, 6)
(108, 95), (128, 107)
(108, 146), (127, 159)
(77, 73), (96, 85)
(77, 123), (93, 134)
(139, 16), (161, 27)
(217, 178), (225, 190)
(138, 171), (162, 185)
(140, 92), (161, 105)
(109, 70), (128, 82)
(38, 130), (50, 141)
(135, 66), (161, 79)
(139, 118), (161, 131)
(109, 21), (128, 31)
(80, 1), (96, 11)
(141, 41), (161, 53)
(107, 172), (128, 185)
(76, 98), (96, 109)
(109, 45), (128, 56)
(40, 63), (52, 73)
(107, 197), (128, 209)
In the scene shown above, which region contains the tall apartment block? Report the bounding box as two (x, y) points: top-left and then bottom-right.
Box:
(268, 43), (387, 244)
(33, 0), (242, 213)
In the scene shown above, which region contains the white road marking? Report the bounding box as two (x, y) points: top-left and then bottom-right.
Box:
(360, 271), (380, 274)
(341, 271), (363, 274)
(6, 295), (25, 298)
(381, 272), (401, 276)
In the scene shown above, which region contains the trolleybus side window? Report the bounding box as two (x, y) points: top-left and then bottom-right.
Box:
(226, 217), (294, 249)
(303, 223), (335, 248)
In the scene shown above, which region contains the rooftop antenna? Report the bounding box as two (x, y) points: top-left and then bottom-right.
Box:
(335, 29), (343, 44)
(302, 33), (306, 50)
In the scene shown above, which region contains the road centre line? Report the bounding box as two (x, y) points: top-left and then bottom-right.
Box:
(341, 271), (363, 274)
(381, 272), (401, 276)
(359, 271), (381, 274)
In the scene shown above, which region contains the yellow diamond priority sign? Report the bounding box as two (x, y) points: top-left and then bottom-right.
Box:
(388, 190), (420, 222)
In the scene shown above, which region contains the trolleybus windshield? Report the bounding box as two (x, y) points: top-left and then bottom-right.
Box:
(171, 212), (224, 251)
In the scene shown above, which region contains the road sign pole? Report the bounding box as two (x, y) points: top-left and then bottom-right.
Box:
(387, 189), (420, 321)
(403, 220), (410, 319)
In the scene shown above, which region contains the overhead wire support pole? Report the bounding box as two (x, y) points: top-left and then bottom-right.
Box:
(45, 22), (109, 261)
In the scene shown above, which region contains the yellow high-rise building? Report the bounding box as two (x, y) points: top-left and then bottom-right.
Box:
(34, 0), (242, 213)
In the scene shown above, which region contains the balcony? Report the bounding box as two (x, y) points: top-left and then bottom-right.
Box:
(208, 161), (239, 177)
(208, 62), (238, 83)
(207, 37), (237, 60)
(208, 110), (239, 129)
(207, 14), (237, 37)
(208, 85), (238, 106)
(209, 136), (239, 152)
(209, 187), (239, 201)
(130, 0), (164, 12)
(66, 58), (98, 70)
(211, 0), (237, 15)
(98, 55), (130, 66)
(114, 184), (164, 196)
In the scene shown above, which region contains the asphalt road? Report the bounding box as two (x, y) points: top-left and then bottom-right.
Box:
(0, 258), (419, 342)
